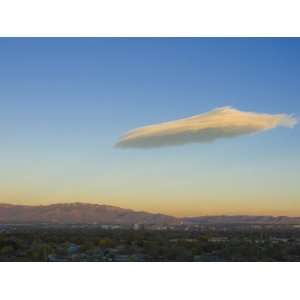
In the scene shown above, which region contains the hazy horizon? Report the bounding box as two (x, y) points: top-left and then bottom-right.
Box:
(1, 38), (299, 217)
(2, 201), (300, 218)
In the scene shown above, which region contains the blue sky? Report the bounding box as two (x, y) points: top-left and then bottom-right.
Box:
(0, 38), (299, 216)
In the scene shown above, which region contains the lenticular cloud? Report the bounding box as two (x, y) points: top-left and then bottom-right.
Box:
(115, 107), (297, 149)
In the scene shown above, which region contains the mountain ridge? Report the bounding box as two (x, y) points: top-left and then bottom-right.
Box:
(0, 202), (178, 225)
(0, 203), (300, 225)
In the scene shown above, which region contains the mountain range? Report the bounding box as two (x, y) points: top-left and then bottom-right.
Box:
(0, 203), (177, 225)
(0, 203), (300, 225)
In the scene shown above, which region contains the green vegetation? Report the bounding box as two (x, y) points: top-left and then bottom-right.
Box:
(0, 225), (300, 261)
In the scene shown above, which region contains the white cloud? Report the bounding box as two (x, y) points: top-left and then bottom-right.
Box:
(115, 107), (298, 148)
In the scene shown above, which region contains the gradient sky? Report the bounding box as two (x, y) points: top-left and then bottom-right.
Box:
(0, 38), (299, 216)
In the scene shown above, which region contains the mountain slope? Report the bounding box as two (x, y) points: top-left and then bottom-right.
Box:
(0, 203), (178, 225)
(183, 215), (300, 225)
(0, 203), (300, 225)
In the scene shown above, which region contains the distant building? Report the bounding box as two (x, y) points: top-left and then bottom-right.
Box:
(208, 237), (228, 243)
(133, 224), (144, 230)
(67, 243), (80, 255)
(271, 238), (289, 243)
(100, 224), (122, 230)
